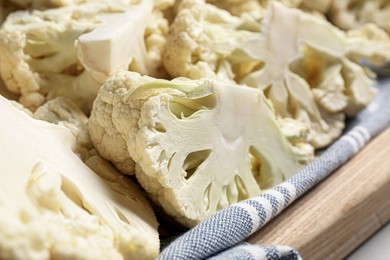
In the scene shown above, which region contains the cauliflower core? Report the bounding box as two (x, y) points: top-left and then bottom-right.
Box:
(0, 95), (159, 259)
(89, 71), (313, 226)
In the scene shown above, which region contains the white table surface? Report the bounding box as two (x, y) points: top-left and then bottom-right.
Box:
(347, 222), (390, 260)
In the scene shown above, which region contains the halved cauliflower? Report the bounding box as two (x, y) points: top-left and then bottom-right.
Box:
(164, 1), (390, 147)
(0, 1), (170, 112)
(0, 95), (159, 259)
(89, 71), (314, 226)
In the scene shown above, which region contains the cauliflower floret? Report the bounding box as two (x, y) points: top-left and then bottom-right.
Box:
(0, 95), (159, 259)
(163, 0), (263, 82)
(165, 1), (390, 148)
(0, 1), (170, 112)
(329, 0), (390, 34)
(89, 71), (314, 226)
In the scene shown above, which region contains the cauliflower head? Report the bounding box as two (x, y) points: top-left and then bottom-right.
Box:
(89, 71), (314, 226)
(0, 95), (159, 259)
(329, 0), (390, 34)
(0, 1), (170, 112)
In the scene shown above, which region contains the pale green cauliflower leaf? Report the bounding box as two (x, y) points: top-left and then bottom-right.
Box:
(89, 71), (313, 227)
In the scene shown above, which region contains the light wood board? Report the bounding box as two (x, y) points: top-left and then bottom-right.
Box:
(248, 127), (390, 259)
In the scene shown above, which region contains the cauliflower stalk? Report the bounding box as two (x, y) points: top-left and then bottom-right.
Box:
(0, 1), (169, 112)
(0, 95), (159, 259)
(165, 1), (389, 148)
(89, 71), (313, 226)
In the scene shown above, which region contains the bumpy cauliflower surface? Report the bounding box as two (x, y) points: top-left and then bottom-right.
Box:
(0, 95), (159, 259)
(165, 1), (389, 148)
(163, 0), (263, 82)
(89, 71), (313, 226)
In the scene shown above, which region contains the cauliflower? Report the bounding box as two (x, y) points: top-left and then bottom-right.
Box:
(165, 1), (389, 148)
(0, 95), (159, 259)
(89, 71), (313, 226)
(329, 0), (390, 34)
(0, 1), (170, 112)
(163, 0), (263, 81)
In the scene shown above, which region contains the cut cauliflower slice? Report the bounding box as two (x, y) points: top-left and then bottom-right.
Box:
(329, 0), (390, 34)
(0, 95), (159, 259)
(0, 1), (170, 112)
(165, 1), (389, 148)
(241, 2), (389, 147)
(89, 71), (313, 227)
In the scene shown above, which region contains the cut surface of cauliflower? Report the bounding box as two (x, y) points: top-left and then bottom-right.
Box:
(77, 0), (169, 83)
(165, 1), (388, 148)
(240, 2), (387, 147)
(0, 95), (159, 259)
(89, 71), (313, 226)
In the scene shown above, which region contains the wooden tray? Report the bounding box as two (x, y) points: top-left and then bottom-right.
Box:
(248, 127), (390, 259)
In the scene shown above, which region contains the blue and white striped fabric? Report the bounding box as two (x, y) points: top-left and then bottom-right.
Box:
(159, 79), (390, 260)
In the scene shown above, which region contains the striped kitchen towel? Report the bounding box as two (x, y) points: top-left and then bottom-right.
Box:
(159, 78), (390, 260)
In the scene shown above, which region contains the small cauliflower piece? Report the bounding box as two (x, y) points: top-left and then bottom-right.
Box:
(0, 95), (159, 259)
(0, 1), (170, 112)
(241, 2), (389, 147)
(89, 71), (313, 227)
(329, 0), (390, 34)
(163, 0), (263, 82)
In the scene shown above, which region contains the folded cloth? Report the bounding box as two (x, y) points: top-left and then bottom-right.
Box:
(159, 79), (390, 260)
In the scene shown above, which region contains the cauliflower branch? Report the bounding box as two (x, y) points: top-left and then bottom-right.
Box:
(0, 95), (159, 259)
(89, 71), (313, 226)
